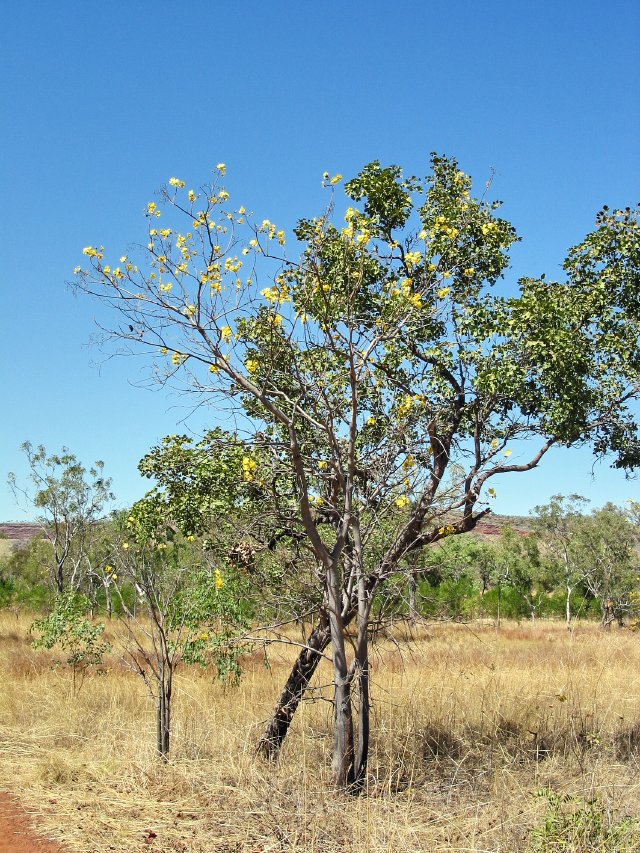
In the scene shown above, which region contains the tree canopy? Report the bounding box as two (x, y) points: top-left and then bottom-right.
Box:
(74, 155), (640, 787)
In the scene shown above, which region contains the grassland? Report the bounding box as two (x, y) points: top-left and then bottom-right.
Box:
(1, 614), (640, 851)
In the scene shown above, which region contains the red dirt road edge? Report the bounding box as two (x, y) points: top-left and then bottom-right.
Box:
(0, 793), (69, 853)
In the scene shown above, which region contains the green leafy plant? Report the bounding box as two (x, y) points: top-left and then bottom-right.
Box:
(528, 788), (640, 852)
(31, 591), (110, 696)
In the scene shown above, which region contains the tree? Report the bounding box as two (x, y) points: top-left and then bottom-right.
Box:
(8, 443), (114, 595)
(484, 526), (542, 625)
(109, 492), (252, 759)
(571, 504), (638, 628)
(31, 591), (110, 697)
(532, 495), (590, 628)
(74, 157), (640, 788)
(419, 534), (486, 620)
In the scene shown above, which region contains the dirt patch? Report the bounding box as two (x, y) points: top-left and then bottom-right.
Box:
(0, 793), (69, 853)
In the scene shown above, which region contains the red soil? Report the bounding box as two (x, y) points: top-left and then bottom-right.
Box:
(0, 794), (69, 853)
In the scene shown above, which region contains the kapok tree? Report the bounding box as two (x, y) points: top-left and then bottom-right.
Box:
(74, 157), (640, 788)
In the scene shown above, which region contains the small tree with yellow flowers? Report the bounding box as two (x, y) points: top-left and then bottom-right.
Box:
(75, 158), (640, 788)
(108, 498), (250, 759)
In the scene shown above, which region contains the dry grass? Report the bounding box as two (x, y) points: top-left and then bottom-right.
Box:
(1, 614), (640, 851)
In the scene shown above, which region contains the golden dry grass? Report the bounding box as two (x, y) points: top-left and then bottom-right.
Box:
(1, 614), (640, 851)
(0, 539), (15, 560)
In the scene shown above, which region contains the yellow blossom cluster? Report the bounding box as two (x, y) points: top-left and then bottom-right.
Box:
(169, 177), (185, 188)
(215, 568), (224, 589)
(224, 257), (243, 274)
(395, 495), (410, 509)
(82, 246), (104, 259)
(438, 524), (455, 536)
(246, 358), (259, 374)
(242, 456), (257, 482)
(260, 283), (289, 305)
(432, 216), (459, 240)
(323, 171), (342, 185)
(397, 393), (425, 418)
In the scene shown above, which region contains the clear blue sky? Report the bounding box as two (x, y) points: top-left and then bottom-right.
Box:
(1, 1), (639, 521)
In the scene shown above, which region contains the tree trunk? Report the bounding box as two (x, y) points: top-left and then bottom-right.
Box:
(408, 572), (418, 625)
(566, 584), (572, 629)
(157, 662), (171, 758)
(352, 580), (371, 791)
(256, 617), (330, 759)
(326, 563), (354, 787)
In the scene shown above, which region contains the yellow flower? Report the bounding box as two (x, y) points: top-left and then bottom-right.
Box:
(187, 534), (195, 542)
(367, 416), (376, 426)
(168, 177), (185, 188)
(395, 495), (410, 509)
(463, 267), (475, 277)
(487, 488), (496, 498)
(216, 163), (226, 175)
(111, 574), (118, 581)
(122, 542), (129, 550)
(147, 202), (157, 214)
(209, 364), (219, 374)
(329, 174), (342, 185)
(246, 358), (259, 374)
(215, 569), (224, 590)
(437, 287), (450, 299)
(491, 439), (499, 448)
(504, 449), (512, 457)
(221, 325), (232, 342)
(318, 460), (327, 470)
(188, 190), (196, 203)
(242, 456), (257, 481)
